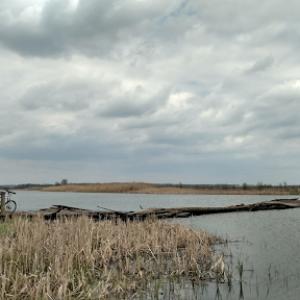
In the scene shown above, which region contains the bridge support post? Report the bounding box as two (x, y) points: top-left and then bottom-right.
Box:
(0, 192), (5, 215)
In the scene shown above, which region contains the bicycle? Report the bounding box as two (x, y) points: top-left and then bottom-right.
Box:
(1, 189), (17, 214)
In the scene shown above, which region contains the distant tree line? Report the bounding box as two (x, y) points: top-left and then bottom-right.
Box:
(155, 182), (300, 192)
(55, 179), (68, 186)
(0, 179), (69, 190)
(0, 184), (52, 190)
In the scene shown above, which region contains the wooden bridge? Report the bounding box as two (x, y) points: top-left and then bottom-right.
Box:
(10, 198), (300, 221)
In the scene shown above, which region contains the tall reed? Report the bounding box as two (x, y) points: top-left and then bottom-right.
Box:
(0, 218), (219, 299)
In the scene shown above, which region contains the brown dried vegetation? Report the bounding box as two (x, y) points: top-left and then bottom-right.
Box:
(41, 182), (299, 195)
(0, 218), (219, 299)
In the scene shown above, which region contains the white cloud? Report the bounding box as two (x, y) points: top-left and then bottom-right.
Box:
(0, 0), (300, 184)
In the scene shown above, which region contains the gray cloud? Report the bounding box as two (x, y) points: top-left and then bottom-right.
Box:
(0, 0), (169, 57)
(245, 56), (274, 74)
(97, 88), (169, 118)
(0, 0), (300, 184)
(20, 81), (97, 111)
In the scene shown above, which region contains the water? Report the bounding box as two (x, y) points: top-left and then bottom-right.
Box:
(13, 191), (300, 299)
(14, 190), (290, 212)
(179, 209), (300, 299)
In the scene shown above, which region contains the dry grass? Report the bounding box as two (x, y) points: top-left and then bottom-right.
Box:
(41, 182), (299, 195)
(0, 218), (219, 299)
(43, 182), (152, 193)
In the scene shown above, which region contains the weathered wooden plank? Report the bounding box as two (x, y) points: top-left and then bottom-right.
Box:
(10, 198), (300, 221)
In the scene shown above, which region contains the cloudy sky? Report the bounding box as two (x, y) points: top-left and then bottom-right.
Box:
(1, 0), (300, 185)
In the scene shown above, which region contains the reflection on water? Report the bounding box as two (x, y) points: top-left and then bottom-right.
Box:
(14, 191), (300, 299)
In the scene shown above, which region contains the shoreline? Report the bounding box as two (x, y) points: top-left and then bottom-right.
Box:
(23, 182), (300, 196)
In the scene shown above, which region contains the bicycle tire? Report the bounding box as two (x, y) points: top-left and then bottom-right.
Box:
(5, 200), (17, 213)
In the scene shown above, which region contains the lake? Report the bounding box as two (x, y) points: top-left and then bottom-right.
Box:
(14, 191), (300, 299)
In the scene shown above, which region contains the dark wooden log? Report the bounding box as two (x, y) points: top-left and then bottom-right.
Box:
(13, 198), (300, 221)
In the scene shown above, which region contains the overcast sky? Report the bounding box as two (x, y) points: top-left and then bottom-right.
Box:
(1, 0), (300, 185)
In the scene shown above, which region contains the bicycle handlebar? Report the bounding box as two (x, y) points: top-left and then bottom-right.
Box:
(5, 189), (16, 194)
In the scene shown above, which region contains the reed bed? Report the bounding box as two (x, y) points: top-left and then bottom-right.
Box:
(0, 218), (220, 299)
(41, 182), (298, 195)
(43, 182), (152, 193)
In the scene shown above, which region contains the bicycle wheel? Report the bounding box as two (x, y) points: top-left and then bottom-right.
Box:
(5, 200), (17, 213)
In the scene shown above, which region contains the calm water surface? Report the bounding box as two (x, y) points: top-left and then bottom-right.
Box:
(14, 191), (300, 299)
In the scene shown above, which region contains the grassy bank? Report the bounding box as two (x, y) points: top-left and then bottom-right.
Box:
(0, 218), (221, 299)
(40, 182), (300, 195)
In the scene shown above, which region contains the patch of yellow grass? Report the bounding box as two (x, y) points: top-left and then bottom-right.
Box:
(41, 182), (298, 195)
(43, 182), (152, 193)
(0, 218), (218, 299)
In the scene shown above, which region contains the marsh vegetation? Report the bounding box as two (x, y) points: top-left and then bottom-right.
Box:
(38, 182), (300, 195)
(0, 217), (224, 299)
